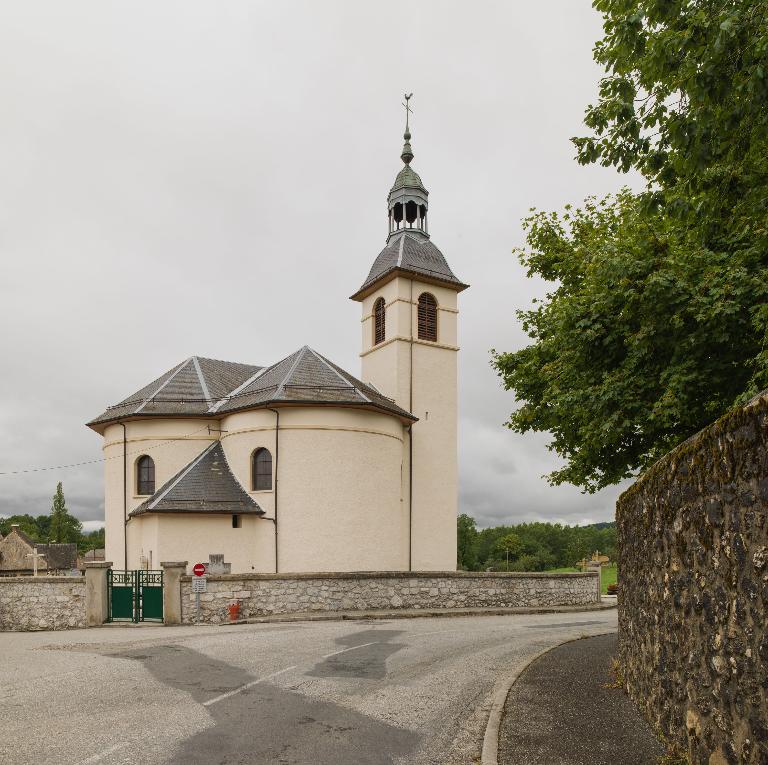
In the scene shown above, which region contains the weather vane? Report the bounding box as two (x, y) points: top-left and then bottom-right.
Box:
(402, 92), (413, 132)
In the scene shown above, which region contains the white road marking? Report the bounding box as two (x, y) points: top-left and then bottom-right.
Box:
(75, 742), (130, 764)
(202, 665), (297, 707)
(321, 641), (379, 658)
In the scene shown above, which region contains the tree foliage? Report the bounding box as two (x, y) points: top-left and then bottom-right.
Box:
(49, 482), (82, 543)
(458, 516), (616, 572)
(493, 0), (768, 491)
(457, 513), (479, 570)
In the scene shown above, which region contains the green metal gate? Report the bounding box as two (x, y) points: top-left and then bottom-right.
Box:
(108, 569), (163, 623)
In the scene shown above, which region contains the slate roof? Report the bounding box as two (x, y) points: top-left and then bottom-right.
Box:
(88, 357), (262, 426)
(130, 442), (264, 517)
(351, 231), (468, 300)
(34, 543), (79, 571)
(89, 347), (415, 427)
(214, 346), (415, 420)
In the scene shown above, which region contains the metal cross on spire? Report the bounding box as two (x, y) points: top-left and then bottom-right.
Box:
(402, 93), (413, 133)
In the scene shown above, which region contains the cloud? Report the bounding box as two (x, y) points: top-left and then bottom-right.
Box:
(0, 1), (639, 528)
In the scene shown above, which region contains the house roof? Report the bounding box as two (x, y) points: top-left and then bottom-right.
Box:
(0, 529), (79, 571)
(130, 442), (264, 517)
(34, 543), (79, 570)
(351, 231), (469, 300)
(88, 347), (415, 428)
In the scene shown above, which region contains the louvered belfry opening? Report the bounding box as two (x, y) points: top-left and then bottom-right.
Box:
(374, 297), (386, 345)
(418, 292), (438, 342)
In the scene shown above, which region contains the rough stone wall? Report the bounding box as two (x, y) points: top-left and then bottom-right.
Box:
(0, 577), (86, 631)
(617, 395), (768, 765)
(180, 570), (598, 624)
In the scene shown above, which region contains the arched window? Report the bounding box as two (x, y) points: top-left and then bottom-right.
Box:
(136, 455), (155, 496)
(251, 448), (273, 491)
(418, 292), (438, 342)
(374, 297), (386, 345)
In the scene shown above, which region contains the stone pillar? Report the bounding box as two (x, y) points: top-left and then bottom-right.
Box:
(161, 561), (187, 625)
(85, 561), (112, 627)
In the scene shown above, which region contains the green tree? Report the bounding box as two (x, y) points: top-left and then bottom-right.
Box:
(78, 527), (105, 554)
(457, 513), (479, 570)
(48, 482), (82, 543)
(493, 1), (768, 491)
(496, 533), (523, 571)
(0, 514), (43, 540)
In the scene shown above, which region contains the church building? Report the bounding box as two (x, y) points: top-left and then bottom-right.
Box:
(88, 106), (468, 574)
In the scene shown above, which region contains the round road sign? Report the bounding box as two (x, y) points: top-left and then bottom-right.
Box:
(193, 563), (206, 577)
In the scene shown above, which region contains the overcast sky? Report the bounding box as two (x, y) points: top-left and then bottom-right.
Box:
(0, 1), (641, 530)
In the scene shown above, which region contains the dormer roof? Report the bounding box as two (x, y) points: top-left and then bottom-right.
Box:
(130, 442), (263, 517)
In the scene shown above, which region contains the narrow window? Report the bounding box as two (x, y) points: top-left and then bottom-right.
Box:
(252, 448), (273, 491)
(418, 293), (438, 342)
(137, 455), (155, 495)
(374, 297), (386, 345)
(232, 514), (241, 529)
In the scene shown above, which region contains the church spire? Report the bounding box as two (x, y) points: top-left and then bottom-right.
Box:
(388, 93), (429, 242)
(401, 93), (414, 165)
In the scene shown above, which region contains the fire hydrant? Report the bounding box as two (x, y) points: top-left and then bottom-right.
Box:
(228, 601), (241, 622)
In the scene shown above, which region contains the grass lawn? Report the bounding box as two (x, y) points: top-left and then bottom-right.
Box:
(549, 563), (617, 595)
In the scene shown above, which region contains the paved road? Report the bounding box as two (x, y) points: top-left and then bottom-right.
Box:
(0, 610), (616, 765)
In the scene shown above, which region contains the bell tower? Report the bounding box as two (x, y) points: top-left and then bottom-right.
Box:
(350, 96), (468, 571)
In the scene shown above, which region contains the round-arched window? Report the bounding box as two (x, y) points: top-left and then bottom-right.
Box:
(252, 448), (273, 491)
(136, 455), (155, 496)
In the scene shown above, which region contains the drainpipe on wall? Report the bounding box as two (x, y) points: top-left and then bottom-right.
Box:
(408, 279), (414, 572)
(119, 421), (127, 571)
(408, 424), (413, 572)
(266, 407), (280, 573)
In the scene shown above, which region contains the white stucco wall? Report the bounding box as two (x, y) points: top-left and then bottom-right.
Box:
(221, 406), (408, 573)
(101, 419), (216, 569)
(359, 275), (460, 570)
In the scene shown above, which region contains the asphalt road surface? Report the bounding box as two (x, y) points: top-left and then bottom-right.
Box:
(0, 610), (616, 765)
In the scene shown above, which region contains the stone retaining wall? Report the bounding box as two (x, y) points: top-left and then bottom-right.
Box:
(180, 570), (599, 624)
(0, 576), (86, 631)
(617, 394), (768, 765)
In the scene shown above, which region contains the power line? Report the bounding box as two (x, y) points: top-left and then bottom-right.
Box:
(0, 424), (212, 478)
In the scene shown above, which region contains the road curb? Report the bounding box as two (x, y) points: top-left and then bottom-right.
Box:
(480, 630), (616, 765)
(219, 601), (616, 627)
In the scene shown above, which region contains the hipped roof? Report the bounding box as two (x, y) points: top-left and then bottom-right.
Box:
(351, 231), (468, 300)
(88, 346), (415, 429)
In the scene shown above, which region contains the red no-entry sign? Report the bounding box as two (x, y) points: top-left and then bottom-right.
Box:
(193, 563), (206, 577)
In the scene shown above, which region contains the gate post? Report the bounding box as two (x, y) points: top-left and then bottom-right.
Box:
(161, 561), (187, 625)
(85, 561), (113, 626)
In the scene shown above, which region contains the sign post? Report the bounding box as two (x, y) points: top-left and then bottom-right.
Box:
(192, 563), (206, 623)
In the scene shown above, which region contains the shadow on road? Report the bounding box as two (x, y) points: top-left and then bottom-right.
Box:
(306, 629), (407, 680)
(108, 637), (418, 765)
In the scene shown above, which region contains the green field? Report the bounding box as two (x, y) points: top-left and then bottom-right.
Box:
(549, 563), (617, 594)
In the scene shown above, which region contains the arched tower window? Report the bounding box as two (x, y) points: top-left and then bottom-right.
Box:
(136, 455), (155, 496)
(251, 448), (273, 491)
(374, 297), (386, 345)
(418, 293), (438, 342)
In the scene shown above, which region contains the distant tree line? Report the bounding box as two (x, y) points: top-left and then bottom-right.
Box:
(457, 514), (616, 572)
(0, 482), (104, 554)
